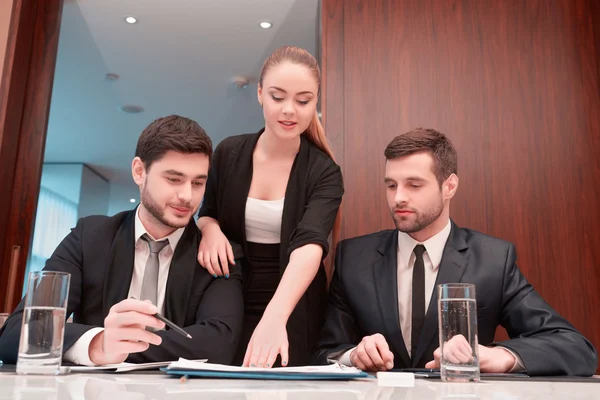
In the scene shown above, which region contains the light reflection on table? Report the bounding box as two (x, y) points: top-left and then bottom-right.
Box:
(1, 371), (599, 400)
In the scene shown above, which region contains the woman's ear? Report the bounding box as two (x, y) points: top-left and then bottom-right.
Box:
(257, 85), (263, 106)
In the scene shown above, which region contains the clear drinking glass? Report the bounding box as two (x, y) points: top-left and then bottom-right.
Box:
(0, 312), (7, 366)
(16, 271), (70, 375)
(437, 283), (480, 382)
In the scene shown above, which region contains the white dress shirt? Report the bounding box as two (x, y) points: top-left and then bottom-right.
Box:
(63, 207), (185, 366)
(396, 219), (452, 357)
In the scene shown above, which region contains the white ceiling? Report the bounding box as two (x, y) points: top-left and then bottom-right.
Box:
(44, 0), (320, 213)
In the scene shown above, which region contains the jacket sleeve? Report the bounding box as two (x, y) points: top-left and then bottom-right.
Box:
(0, 218), (98, 364)
(126, 267), (244, 365)
(495, 244), (598, 376)
(287, 161), (344, 259)
(312, 241), (362, 364)
(197, 140), (225, 220)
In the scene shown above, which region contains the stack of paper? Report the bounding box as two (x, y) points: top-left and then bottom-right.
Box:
(69, 359), (207, 373)
(162, 358), (370, 380)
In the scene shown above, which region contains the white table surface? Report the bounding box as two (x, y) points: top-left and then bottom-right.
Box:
(0, 371), (599, 400)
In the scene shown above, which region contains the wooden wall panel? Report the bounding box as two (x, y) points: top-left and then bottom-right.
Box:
(0, 0), (14, 80)
(323, 0), (600, 372)
(0, 0), (64, 312)
(0, 0), (37, 312)
(322, 0), (346, 237)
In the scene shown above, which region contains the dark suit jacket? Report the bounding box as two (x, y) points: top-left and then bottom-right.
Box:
(314, 221), (598, 376)
(0, 209), (244, 365)
(198, 129), (344, 365)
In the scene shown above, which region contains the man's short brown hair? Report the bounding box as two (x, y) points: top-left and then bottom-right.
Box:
(135, 115), (212, 169)
(384, 128), (457, 185)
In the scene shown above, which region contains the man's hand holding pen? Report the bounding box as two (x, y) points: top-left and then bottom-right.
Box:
(89, 299), (165, 365)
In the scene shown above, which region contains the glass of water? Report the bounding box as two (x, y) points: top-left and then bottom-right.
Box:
(16, 271), (70, 375)
(437, 283), (480, 382)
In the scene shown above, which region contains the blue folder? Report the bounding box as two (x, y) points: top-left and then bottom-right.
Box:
(160, 367), (370, 380)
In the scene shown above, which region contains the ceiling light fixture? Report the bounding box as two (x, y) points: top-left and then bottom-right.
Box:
(232, 76), (250, 89)
(125, 16), (137, 24)
(130, 198), (136, 203)
(259, 21), (272, 29)
(120, 105), (144, 114)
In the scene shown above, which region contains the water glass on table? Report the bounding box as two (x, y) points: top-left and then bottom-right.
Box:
(437, 283), (480, 382)
(16, 271), (70, 375)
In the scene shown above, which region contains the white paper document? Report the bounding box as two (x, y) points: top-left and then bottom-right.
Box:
(166, 358), (364, 375)
(69, 359), (207, 373)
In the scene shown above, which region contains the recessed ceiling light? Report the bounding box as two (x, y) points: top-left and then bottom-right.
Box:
(125, 16), (137, 24)
(120, 105), (144, 114)
(232, 76), (250, 88)
(130, 198), (136, 203)
(259, 21), (272, 29)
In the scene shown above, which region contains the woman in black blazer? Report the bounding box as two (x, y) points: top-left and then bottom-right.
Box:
(197, 46), (344, 367)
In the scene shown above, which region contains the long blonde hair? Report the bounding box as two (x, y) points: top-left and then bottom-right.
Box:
(259, 46), (342, 262)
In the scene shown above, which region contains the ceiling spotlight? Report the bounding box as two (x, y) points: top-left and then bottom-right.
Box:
(125, 16), (137, 24)
(129, 198), (136, 203)
(232, 76), (250, 89)
(259, 21), (272, 29)
(119, 105), (144, 114)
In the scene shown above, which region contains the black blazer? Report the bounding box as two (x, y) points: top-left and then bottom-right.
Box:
(198, 130), (344, 365)
(313, 221), (598, 376)
(0, 209), (244, 365)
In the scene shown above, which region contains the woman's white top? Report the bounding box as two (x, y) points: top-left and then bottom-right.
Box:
(245, 197), (284, 244)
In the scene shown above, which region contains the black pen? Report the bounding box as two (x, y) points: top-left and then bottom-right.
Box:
(398, 368), (439, 373)
(129, 297), (192, 339)
(153, 312), (193, 339)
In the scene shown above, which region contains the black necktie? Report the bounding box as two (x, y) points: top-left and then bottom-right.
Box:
(411, 244), (426, 358)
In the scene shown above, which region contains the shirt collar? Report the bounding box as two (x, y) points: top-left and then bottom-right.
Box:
(134, 206), (185, 252)
(397, 219), (452, 271)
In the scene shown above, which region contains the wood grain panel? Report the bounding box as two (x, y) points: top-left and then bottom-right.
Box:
(0, 0), (64, 312)
(322, 0), (600, 372)
(0, 1), (37, 309)
(322, 0), (345, 168)
(321, 0), (345, 281)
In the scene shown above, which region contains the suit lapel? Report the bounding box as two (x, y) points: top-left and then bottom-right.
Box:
(412, 221), (469, 366)
(163, 219), (199, 326)
(373, 230), (411, 368)
(221, 132), (258, 250)
(102, 210), (136, 317)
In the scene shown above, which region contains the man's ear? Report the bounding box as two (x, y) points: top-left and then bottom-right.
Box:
(132, 157), (146, 185)
(443, 173), (459, 200)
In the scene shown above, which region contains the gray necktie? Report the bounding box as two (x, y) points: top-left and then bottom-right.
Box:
(140, 234), (169, 307)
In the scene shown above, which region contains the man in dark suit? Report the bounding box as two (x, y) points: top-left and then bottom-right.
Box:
(0, 115), (243, 366)
(314, 128), (597, 376)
